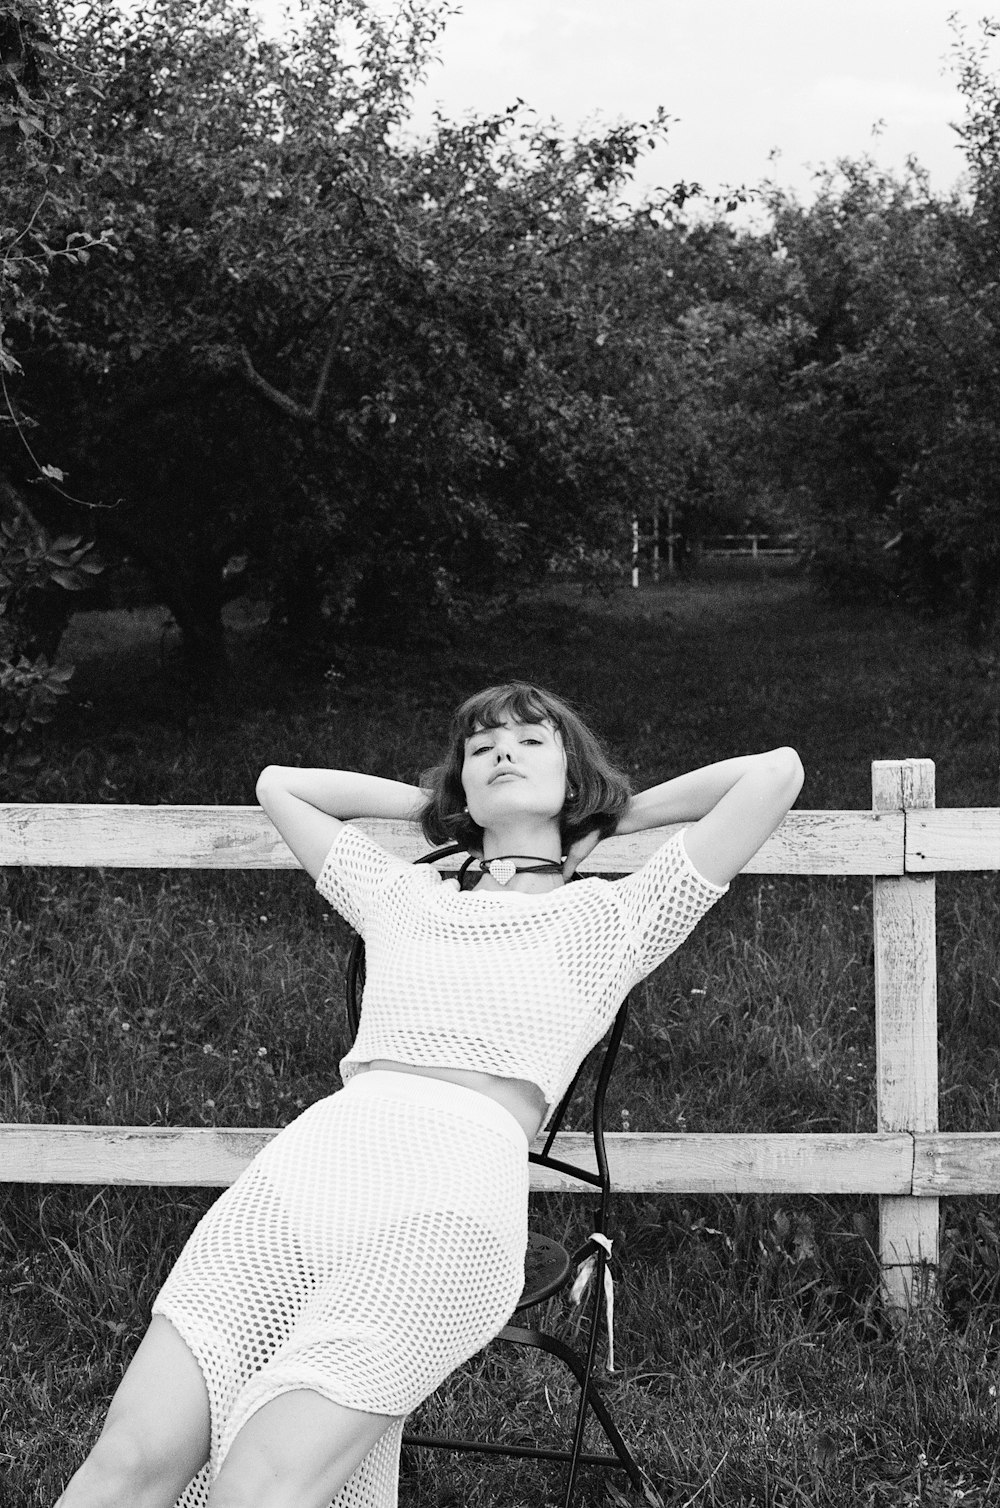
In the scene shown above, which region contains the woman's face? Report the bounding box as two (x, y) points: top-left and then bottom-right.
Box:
(461, 716), (568, 834)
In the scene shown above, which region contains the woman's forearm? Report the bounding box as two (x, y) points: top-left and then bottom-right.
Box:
(256, 766), (427, 823)
(617, 750), (801, 834)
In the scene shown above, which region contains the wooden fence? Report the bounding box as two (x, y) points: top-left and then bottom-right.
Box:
(2, 758), (998, 1310)
(699, 533), (801, 559)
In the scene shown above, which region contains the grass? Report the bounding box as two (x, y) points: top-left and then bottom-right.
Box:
(2, 571), (1000, 1505)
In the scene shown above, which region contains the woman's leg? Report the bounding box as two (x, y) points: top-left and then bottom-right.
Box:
(206, 1391), (397, 1508)
(55, 1315), (211, 1508)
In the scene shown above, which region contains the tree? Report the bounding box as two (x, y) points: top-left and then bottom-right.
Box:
(6, 0), (673, 684)
(757, 150), (1000, 643)
(1, 1), (110, 741)
(567, 210), (807, 565)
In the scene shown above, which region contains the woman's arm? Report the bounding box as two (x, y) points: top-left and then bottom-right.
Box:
(256, 766), (427, 881)
(564, 749), (804, 887)
(623, 749), (804, 888)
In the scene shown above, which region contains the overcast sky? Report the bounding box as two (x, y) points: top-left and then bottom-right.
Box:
(254, 2), (998, 218)
(393, 1), (995, 217)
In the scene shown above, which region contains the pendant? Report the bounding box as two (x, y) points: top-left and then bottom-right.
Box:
(486, 858), (517, 886)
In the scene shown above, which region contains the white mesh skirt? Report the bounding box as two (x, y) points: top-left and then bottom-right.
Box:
(152, 1071), (530, 1508)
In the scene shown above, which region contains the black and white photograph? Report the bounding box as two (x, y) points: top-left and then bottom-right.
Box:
(2, 2), (999, 1504)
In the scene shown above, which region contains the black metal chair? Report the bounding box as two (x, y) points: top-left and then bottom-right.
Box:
(344, 844), (648, 1507)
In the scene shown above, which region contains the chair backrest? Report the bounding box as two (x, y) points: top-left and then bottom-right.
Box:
(342, 846), (631, 1233)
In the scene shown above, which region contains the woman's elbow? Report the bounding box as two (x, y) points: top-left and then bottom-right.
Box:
(769, 746), (805, 798)
(255, 765), (286, 808)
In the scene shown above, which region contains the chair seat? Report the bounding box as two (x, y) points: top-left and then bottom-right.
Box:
(516, 1232), (572, 1310)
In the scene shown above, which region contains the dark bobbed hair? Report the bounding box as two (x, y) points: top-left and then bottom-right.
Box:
(421, 682), (631, 855)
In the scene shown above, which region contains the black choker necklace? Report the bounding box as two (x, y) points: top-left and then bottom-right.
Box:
(477, 854), (563, 887)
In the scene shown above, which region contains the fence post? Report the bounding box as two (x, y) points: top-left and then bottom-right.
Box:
(872, 759), (939, 1310)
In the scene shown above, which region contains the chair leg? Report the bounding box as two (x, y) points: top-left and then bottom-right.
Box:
(564, 1252), (610, 1508)
(497, 1323), (647, 1498)
(567, 1264), (606, 1507)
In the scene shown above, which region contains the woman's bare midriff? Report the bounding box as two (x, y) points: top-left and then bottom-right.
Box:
(359, 1060), (547, 1142)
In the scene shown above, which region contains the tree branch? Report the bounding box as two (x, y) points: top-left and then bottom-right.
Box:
(239, 270), (362, 424)
(238, 347), (318, 422)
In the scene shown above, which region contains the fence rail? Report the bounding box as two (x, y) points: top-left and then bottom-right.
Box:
(699, 533), (801, 558)
(2, 760), (998, 1310)
(0, 804), (904, 873)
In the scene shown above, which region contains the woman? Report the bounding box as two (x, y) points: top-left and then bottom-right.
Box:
(57, 681), (803, 1508)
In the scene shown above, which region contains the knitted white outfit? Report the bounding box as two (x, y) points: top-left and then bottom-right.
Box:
(331, 825), (728, 1130)
(154, 1071), (527, 1507)
(152, 826), (726, 1507)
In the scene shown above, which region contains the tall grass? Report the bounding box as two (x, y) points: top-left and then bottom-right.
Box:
(3, 577), (1000, 1505)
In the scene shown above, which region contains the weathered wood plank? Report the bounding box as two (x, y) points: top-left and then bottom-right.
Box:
(913, 1132), (1000, 1195)
(585, 810), (903, 877)
(0, 805), (297, 869)
(595, 1132), (913, 1194)
(0, 1126), (913, 1194)
(906, 810), (1000, 872)
(0, 1125), (273, 1186)
(874, 887), (939, 1131)
(873, 759), (939, 1309)
(0, 805), (903, 874)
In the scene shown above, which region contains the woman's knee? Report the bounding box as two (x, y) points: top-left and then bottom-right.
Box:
(206, 1391), (395, 1508)
(205, 1471), (294, 1508)
(55, 1317), (210, 1507)
(56, 1424), (165, 1508)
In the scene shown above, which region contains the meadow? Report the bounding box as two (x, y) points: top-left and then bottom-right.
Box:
(2, 571), (999, 1506)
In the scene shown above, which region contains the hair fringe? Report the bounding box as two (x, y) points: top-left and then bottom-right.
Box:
(420, 682), (631, 855)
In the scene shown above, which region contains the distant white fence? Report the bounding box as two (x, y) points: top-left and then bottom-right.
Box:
(629, 525), (800, 584)
(699, 534), (801, 559)
(2, 759), (998, 1311)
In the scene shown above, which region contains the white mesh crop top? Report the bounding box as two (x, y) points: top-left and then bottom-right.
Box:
(316, 824), (728, 1125)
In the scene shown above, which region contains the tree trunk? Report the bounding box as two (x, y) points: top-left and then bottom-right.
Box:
(129, 545), (231, 696)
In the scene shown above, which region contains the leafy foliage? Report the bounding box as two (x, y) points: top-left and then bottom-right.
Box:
(6, 0), (1000, 706)
(1, 1), (117, 401)
(755, 158), (1000, 642)
(4, 0), (675, 679)
(0, 495), (101, 739)
(1, 1), (111, 743)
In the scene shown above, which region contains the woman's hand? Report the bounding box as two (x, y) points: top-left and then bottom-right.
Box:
(562, 827), (604, 880)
